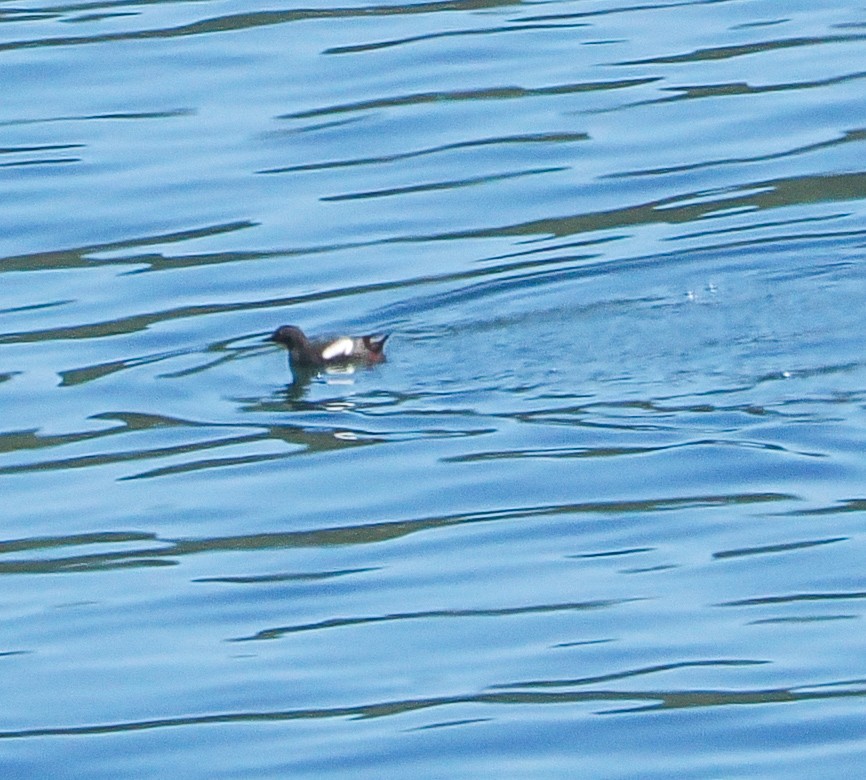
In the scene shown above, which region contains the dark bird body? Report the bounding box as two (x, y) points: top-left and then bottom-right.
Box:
(270, 325), (389, 372)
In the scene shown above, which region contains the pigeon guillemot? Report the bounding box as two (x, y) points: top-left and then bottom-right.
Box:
(270, 325), (389, 371)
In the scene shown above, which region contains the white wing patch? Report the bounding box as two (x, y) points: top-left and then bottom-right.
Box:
(321, 337), (355, 360)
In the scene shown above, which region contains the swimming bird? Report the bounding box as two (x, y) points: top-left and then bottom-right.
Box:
(270, 325), (389, 372)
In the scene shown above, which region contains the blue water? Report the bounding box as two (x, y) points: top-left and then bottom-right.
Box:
(2, 0), (866, 776)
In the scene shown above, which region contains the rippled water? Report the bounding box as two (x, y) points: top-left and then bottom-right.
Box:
(3, 0), (866, 776)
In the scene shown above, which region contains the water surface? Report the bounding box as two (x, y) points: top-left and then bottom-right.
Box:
(2, 0), (866, 776)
